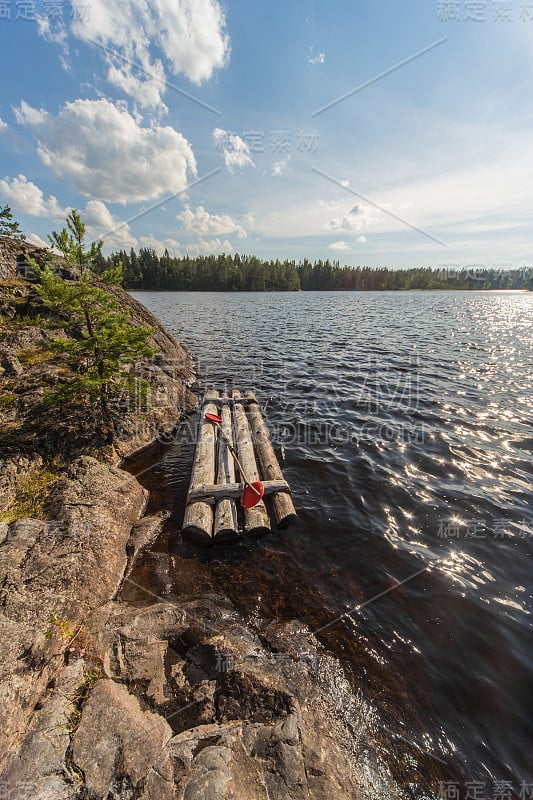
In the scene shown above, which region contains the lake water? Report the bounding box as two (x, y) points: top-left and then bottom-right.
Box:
(127, 290), (533, 793)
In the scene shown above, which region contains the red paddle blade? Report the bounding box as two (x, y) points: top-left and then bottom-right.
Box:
(205, 412), (222, 423)
(241, 481), (265, 509)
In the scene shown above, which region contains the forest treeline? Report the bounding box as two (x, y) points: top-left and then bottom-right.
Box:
(93, 248), (533, 291)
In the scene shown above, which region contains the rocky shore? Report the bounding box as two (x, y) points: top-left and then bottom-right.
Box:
(0, 267), (401, 799)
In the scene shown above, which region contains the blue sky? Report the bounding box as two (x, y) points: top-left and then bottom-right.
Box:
(1, 0), (532, 268)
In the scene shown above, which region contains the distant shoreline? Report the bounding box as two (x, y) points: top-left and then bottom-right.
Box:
(129, 287), (532, 293)
(98, 249), (533, 292)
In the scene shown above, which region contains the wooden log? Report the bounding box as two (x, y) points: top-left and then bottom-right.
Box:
(245, 391), (297, 529)
(232, 390), (271, 536)
(181, 389), (219, 545)
(214, 397), (239, 543)
(206, 396), (256, 408)
(188, 479), (291, 503)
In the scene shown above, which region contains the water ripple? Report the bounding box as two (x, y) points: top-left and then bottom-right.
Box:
(130, 290), (533, 784)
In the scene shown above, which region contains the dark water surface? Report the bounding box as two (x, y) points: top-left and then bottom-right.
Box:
(126, 290), (532, 791)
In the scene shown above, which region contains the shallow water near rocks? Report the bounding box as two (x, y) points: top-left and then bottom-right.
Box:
(123, 290), (533, 791)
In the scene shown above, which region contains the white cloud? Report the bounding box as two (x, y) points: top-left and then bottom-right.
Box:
(83, 199), (137, 249)
(107, 59), (168, 112)
(0, 118), (8, 133)
(308, 52), (325, 64)
(67, 0), (229, 107)
(213, 128), (255, 172)
(327, 204), (381, 233)
(357, 235), (367, 244)
(139, 235), (233, 256)
(191, 238), (234, 255)
(329, 241), (349, 251)
(59, 53), (71, 74)
(37, 12), (68, 46)
(272, 158), (289, 177)
(13, 100), (48, 127)
(178, 205), (246, 237)
(0, 175), (136, 248)
(0, 174), (67, 219)
(154, 0), (230, 84)
(140, 235), (183, 257)
(15, 98), (197, 203)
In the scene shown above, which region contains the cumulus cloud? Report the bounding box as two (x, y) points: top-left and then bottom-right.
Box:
(107, 59), (168, 112)
(140, 235), (183, 258)
(329, 241), (349, 251)
(327, 203), (380, 233)
(308, 52), (325, 64)
(139, 235), (233, 256)
(213, 128), (255, 172)
(0, 174), (67, 219)
(194, 238), (234, 254)
(154, 0), (229, 84)
(64, 0), (230, 107)
(0, 174), (137, 248)
(83, 199), (137, 249)
(15, 98), (197, 203)
(0, 118), (8, 133)
(178, 205), (246, 237)
(357, 235), (367, 244)
(13, 100), (48, 127)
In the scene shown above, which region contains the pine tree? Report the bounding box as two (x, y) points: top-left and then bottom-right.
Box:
(33, 267), (155, 441)
(0, 204), (25, 239)
(27, 208), (154, 441)
(48, 209), (102, 274)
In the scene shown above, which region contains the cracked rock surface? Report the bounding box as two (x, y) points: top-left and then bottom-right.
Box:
(0, 456), (148, 774)
(2, 584), (400, 799)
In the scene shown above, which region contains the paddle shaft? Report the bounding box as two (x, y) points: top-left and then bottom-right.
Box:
(209, 418), (262, 498)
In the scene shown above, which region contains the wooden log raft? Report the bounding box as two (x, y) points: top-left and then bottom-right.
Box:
(181, 388), (296, 545)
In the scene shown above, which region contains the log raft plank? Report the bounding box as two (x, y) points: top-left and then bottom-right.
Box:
(213, 396), (239, 542)
(207, 396), (257, 408)
(232, 389), (271, 536)
(188, 479), (290, 503)
(181, 389), (218, 544)
(245, 391), (297, 529)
